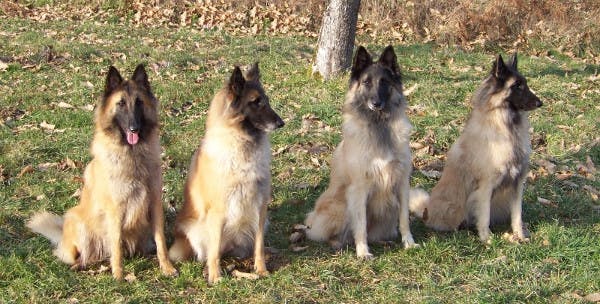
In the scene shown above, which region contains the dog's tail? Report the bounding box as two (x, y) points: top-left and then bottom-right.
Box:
(27, 211), (64, 245)
(409, 188), (430, 220)
(169, 235), (194, 262)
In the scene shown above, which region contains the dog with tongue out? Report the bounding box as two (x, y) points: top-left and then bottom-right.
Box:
(27, 64), (178, 280)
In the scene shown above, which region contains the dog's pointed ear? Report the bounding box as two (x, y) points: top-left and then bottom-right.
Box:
(491, 54), (509, 80)
(228, 66), (245, 97)
(351, 46), (372, 81)
(244, 62), (260, 82)
(509, 52), (518, 70)
(105, 66), (123, 96)
(378, 45), (401, 77)
(132, 64), (151, 92)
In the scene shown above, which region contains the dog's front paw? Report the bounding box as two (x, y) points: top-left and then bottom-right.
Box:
(478, 227), (492, 244)
(502, 232), (530, 244)
(402, 236), (419, 249)
(357, 252), (374, 260)
(161, 264), (179, 277)
(112, 268), (123, 280)
(256, 269), (270, 277)
(208, 276), (223, 285)
(355, 243), (373, 260)
(207, 272), (223, 286)
(403, 241), (420, 249)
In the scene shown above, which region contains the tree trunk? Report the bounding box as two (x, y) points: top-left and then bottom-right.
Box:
(313, 0), (361, 80)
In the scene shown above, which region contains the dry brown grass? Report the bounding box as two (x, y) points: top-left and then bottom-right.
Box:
(2, 0), (599, 56)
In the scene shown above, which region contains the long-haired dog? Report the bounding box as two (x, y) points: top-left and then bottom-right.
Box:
(27, 65), (177, 279)
(168, 63), (284, 284)
(409, 54), (542, 243)
(304, 46), (417, 259)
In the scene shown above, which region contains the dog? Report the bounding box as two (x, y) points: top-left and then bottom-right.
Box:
(409, 54), (542, 243)
(27, 65), (177, 279)
(168, 63), (284, 284)
(304, 45), (417, 259)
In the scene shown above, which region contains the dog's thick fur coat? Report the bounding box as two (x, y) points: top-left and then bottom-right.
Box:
(27, 65), (177, 279)
(168, 63), (284, 284)
(305, 46), (417, 259)
(409, 54), (542, 243)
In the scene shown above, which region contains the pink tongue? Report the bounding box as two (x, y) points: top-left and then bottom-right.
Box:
(126, 131), (139, 145)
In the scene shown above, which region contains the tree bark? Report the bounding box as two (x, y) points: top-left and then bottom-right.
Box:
(313, 0), (361, 80)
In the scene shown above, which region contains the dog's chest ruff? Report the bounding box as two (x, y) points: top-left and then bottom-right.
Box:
(97, 149), (155, 230)
(204, 134), (271, 219)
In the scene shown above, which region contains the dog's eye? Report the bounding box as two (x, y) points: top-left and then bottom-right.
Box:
(117, 99), (126, 107)
(254, 97), (265, 107)
(511, 82), (523, 90)
(362, 79), (371, 87)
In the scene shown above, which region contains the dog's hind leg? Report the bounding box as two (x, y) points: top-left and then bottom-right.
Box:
(305, 185), (347, 244)
(346, 183), (372, 259)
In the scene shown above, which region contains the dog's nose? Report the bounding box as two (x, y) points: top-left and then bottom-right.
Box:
(276, 117), (285, 129)
(370, 100), (384, 110)
(536, 99), (543, 107)
(129, 125), (139, 133)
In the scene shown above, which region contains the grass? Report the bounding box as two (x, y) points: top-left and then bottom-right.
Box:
(1, 16), (599, 304)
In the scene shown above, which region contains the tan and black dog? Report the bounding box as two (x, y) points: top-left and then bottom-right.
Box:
(27, 65), (177, 279)
(410, 54), (542, 243)
(168, 63), (284, 284)
(305, 46), (417, 259)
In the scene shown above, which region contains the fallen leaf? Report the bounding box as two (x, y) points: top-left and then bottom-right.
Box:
(535, 159), (556, 174)
(80, 104), (95, 111)
(70, 188), (82, 198)
(83, 81), (94, 89)
(59, 157), (78, 170)
(537, 197), (558, 208)
(0, 60), (8, 71)
(295, 182), (311, 189)
(585, 155), (596, 173)
(40, 121), (55, 130)
(290, 245), (308, 252)
(542, 257), (559, 265)
(561, 180), (579, 188)
(420, 170), (441, 179)
(555, 172), (573, 180)
(17, 165), (34, 178)
(57, 101), (74, 109)
(37, 162), (58, 171)
(272, 145), (289, 156)
(410, 142), (426, 149)
(585, 293), (600, 302)
(289, 231), (304, 243)
(292, 223), (308, 231)
(36, 195), (46, 201)
(403, 83), (418, 96)
(231, 270), (259, 280)
(124, 273), (137, 282)
(583, 185), (599, 201)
